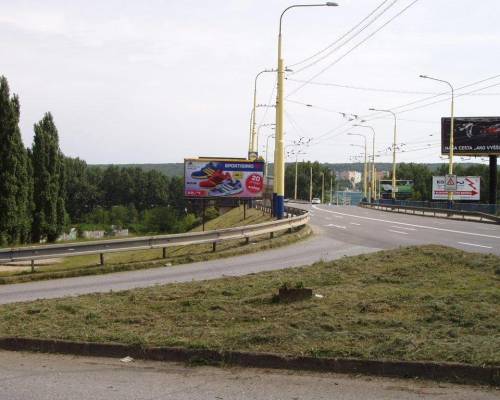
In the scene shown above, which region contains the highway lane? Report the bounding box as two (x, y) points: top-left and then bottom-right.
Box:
(0, 204), (498, 304)
(309, 204), (500, 255)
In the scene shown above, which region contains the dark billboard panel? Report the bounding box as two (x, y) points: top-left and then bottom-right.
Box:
(441, 117), (500, 155)
(184, 158), (264, 198)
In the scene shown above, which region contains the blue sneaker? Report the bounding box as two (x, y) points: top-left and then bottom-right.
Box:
(191, 162), (220, 179)
(209, 179), (243, 196)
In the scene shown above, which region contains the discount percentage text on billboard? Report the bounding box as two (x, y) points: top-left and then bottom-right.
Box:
(184, 158), (264, 198)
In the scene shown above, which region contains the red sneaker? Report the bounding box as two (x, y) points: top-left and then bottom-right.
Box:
(200, 171), (231, 188)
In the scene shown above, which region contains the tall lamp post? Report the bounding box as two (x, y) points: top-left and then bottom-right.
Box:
(250, 69), (278, 159)
(273, 1), (339, 219)
(369, 107), (397, 201)
(264, 132), (276, 181)
(419, 74), (455, 208)
(354, 124), (376, 201)
(347, 133), (368, 200)
(320, 172), (325, 204)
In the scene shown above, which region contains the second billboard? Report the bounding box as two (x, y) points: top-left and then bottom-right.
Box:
(441, 116), (500, 155)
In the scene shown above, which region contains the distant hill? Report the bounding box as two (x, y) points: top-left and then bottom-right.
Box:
(91, 162), (486, 177)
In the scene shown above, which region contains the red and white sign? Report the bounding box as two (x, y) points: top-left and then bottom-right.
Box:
(432, 176), (480, 200)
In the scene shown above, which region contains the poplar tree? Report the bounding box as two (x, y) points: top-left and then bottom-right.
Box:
(31, 112), (66, 242)
(0, 76), (30, 245)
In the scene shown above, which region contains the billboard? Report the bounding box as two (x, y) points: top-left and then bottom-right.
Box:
(432, 176), (480, 200)
(184, 158), (264, 198)
(379, 180), (413, 199)
(441, 117), (500, 155)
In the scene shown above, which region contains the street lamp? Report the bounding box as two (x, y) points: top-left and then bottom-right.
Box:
(293, 150), (306, 200)
(369, 107), (397, 201)
(354, 124), (376, 201)
(347, 133), (368, 200)
(419, 74), (455, 208)
(273, 1), (339, 219)
(250, 69), (275, 159)
(264, 131), (276, 182)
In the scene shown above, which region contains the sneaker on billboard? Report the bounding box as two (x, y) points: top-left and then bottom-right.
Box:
(191, 162), (220, 179)
(209, 179), (243, 196)
(199, 171), (231, 188)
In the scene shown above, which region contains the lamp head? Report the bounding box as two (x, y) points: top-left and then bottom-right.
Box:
(326, 2), (339, 5)
(419, 74), (428, 79)
(368, 107), (376, 111)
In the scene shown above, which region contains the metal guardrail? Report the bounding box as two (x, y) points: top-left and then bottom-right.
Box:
(0, 206), (309, 266)
(360, 202), (500, 224)
(378, 199), (498, 215)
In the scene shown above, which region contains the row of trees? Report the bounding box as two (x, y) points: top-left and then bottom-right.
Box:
(285, 161), (336, 202)
(0, 77), (194, 246)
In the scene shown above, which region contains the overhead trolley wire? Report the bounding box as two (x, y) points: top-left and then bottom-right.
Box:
(289, 0), (398, 74)
(286, 0), (420, 98)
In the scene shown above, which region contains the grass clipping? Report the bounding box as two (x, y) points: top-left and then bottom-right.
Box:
(1, 245), (499, 366)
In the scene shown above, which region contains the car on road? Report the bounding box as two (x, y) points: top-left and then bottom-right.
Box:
(311, 198), (321, 204)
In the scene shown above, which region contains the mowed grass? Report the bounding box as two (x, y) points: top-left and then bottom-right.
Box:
(1, 245), (498, 366)
(1, 206), (302, 284)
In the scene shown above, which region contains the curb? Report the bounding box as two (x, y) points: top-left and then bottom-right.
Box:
(0, 337), (498, 386)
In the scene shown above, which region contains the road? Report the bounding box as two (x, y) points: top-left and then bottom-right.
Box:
(0, 350), (497, 400)
(0, 205), (498, 305)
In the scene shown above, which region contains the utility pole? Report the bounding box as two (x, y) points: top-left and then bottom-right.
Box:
(330, 175), (333, 205)
(321, 172), (325, 204)
(309, 166), (313, 203)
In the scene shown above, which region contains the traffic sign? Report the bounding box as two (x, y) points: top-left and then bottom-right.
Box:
(445, 174), (457, 192)
(432, 176), (480, 200)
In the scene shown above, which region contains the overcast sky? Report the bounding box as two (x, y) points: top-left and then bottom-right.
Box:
(1, 0), (499, 165)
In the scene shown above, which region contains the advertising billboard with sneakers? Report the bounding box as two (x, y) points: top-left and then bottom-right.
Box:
(441, 116), (500, 155)
(184, 158), (265, 198)
(432, 176), (480, 200)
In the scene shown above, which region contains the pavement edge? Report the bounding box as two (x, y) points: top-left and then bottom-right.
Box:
(0, 337), (498, 386)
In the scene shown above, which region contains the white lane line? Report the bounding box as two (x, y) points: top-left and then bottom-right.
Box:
(312, 205), (500, 240)
(350, 222), (361, 226)
(325, 224), (346, 229)
(457, 242), (492, 249)
(388, 229), (408, 235)
(391, 226), (416, 231)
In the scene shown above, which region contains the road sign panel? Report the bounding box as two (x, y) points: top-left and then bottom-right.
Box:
(445, 174), (457, 191)
(432, 176), (480, 200)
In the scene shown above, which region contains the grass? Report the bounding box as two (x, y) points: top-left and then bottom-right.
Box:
(0, 245), (498, 366)
(0, 206), (310, 284)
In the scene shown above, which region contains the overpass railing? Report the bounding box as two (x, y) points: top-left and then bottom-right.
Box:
(360, 202), (500, 224)
(0, 206), (309, 267)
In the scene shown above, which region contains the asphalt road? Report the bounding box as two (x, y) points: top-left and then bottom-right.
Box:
(0, 205), (498, 305)
(0, 351), (497, 400)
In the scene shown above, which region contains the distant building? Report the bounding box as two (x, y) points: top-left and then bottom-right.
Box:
(336, 171), (362, 184)
(57, 228), (78, 242)
(82, 230), (105, 239)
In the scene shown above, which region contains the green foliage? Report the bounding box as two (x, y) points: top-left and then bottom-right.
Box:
(31, 112), (66, 242)
(0, 76), (31, 245)
(285, 161), (335, 202)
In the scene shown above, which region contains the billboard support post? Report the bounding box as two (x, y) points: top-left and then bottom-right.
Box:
(202, 199), (206, 232)
(490, 156), (497, 206)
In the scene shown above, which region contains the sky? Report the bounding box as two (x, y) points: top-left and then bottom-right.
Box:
(1, 0), (499, 165)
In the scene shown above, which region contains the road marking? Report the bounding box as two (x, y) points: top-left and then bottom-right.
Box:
(388, 229), (408, 235)
(350, 222), (361, 226)
(457, 242), (492, 249)
(312, 205), (500, 240)
(325, 224), (346, 229)
(391, 226), (416, 231)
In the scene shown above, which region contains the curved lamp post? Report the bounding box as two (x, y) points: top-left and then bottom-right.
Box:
(273, 1), (339, 218)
